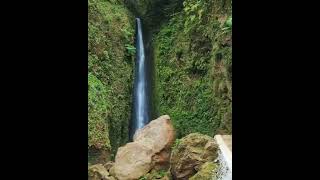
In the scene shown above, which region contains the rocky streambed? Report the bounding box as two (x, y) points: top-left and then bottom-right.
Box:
(89, 115), (230, 180)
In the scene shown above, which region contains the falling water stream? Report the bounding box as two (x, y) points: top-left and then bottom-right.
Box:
(129, 18), (153, 140)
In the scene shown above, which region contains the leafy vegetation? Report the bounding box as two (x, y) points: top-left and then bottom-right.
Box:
(154, 0), (232, 138)
(172, 138), (181, 154)
(88, 73), (111, 151)
(88, 0), (135, 161)
(139, 169), (168, 180)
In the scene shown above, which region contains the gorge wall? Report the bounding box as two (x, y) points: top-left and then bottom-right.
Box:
(88, 0), (232, 163)
(153, 0), (232, 138)
(88, 0), (135, 163)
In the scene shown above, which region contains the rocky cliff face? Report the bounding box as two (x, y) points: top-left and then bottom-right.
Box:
(88, 0), (135, 163)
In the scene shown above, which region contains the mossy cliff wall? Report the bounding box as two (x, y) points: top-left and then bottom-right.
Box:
(125, 0), (232, 137)
(153, 0), (232, 138)
(88, 0), (135, 162)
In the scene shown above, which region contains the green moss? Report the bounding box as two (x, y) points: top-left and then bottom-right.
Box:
(154, 0), (232, 138)
(171, 138), (181, 153)
(189, 162), (218, 180)
(88, 73), (111, 150)
(139, 169), (170, 180)
(88, 0), (135, 156)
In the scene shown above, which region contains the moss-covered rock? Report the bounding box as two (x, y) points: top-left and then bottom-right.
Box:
(170, 133), (218, 179)
(189, 162), (218, 180)
(88, 0), (135, 159)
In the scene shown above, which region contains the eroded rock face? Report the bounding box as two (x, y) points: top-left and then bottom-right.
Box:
(114, 115), (176, 180)
(170, 133), (218, 180)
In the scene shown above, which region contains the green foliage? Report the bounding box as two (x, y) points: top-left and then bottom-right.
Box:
(172, 138), (181, 154)
(182, 0), (206, 33)
(88, 73), (111, 150)
(154, 0), (232, 138)
(125, 44), (136, 56)
(88, 0), (135, 157)
(139, 169), (167, 180)
(189, 162), (218, 180)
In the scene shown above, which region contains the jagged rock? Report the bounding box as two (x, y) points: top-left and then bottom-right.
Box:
(133, 115), (175, 153)
(114, 115), (176, 180)
(189, 162), (218, 180)
(134, 115), (175, 171)
(170, 133), (218, 180)
(88, 164), (116, 180)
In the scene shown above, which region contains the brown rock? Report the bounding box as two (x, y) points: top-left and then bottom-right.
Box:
(109, 166), (116, 177)
(133, 115), (175, 153)
(152, 148), (171, 170)
(114, 115), (176, 180)
(114, 142), (153, 180)
(103, 161), (114, 171)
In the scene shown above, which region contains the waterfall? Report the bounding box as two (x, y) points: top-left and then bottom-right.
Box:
(130, 18), (152, 140)
(214, 135), (232, 180)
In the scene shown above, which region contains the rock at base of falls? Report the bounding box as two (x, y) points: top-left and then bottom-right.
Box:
(114, 142), (153, 180)
(133, 115), (175, 153)
(114, 115), (176, 180)
(170, 133), (218, 180)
